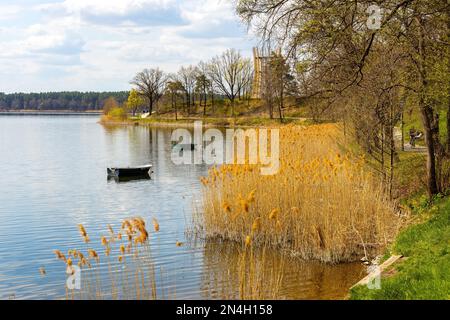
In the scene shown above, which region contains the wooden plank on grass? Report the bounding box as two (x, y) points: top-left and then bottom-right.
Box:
(351, 255), (403, 289)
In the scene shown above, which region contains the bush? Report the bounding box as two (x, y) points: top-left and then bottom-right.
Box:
(108, 107), (127, 120)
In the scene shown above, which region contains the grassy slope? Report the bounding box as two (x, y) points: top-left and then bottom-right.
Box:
(350, 106), (450, 300)
(350, 196), (450, 300)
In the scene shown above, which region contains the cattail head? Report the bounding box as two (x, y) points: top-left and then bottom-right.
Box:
(245, 235), (251, 247)
(107, 224), (114, 236)
(88, 249), (99, 263)
(78, 224), (87, 238)
(252, 218), (261, 233)
(222, 201), (232, 214)
(132, 217), (146, 229)
(122, 220), (131, 230)
(241, 201), (249, 214)
(77, 251), (85, 261)
(200, 177), (209, 186)
(53, 250), (67, 262)
(247, 189), (256, 203)
(152, 218), (160, 232)
(269, 208), (280, 220)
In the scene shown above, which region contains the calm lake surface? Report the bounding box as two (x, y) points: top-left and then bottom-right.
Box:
(0, 115), (365, 300)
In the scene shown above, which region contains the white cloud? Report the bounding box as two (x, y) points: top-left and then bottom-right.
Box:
(24, 22), (85, 56)
(0, 0), (255, 93)
(0, 4), (21, 21)
(38, 0), (185, 27)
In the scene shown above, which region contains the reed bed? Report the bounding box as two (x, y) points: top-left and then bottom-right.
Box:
(53, 218), (174, 300)
(197, 124), (405, 263)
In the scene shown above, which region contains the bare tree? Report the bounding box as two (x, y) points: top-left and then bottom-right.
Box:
(236, 57), (254, 104)
(208, 49), (251, 116)
(197, 61), (216, 114)
(177, 65), (198, 114)
(130, 68), (167, 115)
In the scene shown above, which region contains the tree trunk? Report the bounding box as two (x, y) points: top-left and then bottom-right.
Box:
(447, 99), (450, 152)
(420, 104), (439, 196)
(447, 6), (450, 153)
(390, 126), (395, 199)
(175, 101), (178, 121)
(172, 92), (177, 121)
(416, 16), (439, 197)
(278, 88), (284, 122)
(185, 93), (190, 114)
(148, 98), (153, 115)
(203, 91), (207, 116)
(389, 101), (396, 199)
(401, 110), (405, 152)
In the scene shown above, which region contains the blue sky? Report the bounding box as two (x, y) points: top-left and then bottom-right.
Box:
(0, 0), (256, 93)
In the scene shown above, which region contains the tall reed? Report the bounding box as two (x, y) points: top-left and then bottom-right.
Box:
(197, 124), (404, 263)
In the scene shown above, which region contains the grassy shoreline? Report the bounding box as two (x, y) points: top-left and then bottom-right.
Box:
(99, 114), (309, 128)
(350, 195), (450, 300)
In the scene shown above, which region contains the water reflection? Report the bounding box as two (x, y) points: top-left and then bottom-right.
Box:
(107, 175), (152, 184)
(199, 241), (365, 300)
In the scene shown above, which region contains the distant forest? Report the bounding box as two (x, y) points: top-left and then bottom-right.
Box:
(0, 92), (129, 111)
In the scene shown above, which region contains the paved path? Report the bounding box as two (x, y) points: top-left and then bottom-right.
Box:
(394, 127), (427, 153)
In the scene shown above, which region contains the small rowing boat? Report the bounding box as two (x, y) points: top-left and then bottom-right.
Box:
(107, 164), (153, 178)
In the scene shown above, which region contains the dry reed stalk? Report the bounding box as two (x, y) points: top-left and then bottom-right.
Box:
(54, 218), (172, 300)
(198, 124), (404, 263)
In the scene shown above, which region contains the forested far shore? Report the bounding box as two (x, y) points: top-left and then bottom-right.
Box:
(0, 92), (129, 111)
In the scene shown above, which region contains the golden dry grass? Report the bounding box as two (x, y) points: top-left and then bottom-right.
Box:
(198, 124), (405, 263)
(54, 218), (173, 300)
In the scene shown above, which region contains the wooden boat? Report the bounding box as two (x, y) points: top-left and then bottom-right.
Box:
(107, 164), (153, 178)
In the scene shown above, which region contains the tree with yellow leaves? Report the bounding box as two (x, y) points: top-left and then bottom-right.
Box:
(125, 89), (144, 116)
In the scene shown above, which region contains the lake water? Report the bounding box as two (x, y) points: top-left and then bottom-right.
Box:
(0, 115), (365, 300)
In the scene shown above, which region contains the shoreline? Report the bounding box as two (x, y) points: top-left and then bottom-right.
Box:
(0, 110), (102, 116)
(99, 116), (309, 129)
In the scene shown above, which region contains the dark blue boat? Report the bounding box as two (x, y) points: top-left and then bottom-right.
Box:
(107, 164), (153, 178)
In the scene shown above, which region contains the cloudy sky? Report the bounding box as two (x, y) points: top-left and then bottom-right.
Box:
(0, 0), (256, 93)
